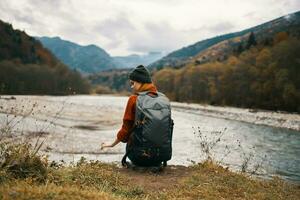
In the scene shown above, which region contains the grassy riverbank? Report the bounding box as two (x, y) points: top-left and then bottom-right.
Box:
(0, 144), (299, 200)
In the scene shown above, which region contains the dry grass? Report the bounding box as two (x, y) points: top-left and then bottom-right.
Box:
(164, 160), (300, 200)
(0, 117), (299, 199)
(1, 155), (299, 200)
(0, 148), (144, 199)
(0, 181), (122, 200)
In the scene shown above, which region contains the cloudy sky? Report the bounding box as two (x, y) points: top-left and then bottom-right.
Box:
(0, 0), (299, 56)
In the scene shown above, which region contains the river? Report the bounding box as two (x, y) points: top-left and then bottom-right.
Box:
(0, 95), (299, 182)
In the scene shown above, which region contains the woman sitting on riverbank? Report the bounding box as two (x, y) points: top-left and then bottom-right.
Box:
(101, 65), (173, 167)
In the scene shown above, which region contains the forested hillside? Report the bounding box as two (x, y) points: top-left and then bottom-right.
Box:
(154, 33), (300, 112)
(89, 69), (131, 92)
(0, 20), (90, 95)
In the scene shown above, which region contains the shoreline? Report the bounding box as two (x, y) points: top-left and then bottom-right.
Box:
(1, 94), (300, 131)
(171, 102), (300, 131)
(1, 94), (299, 131)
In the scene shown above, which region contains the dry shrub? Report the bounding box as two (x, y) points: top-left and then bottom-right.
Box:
(0, 141), (48, 181)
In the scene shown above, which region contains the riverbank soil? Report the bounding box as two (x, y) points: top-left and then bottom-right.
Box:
(1, 160), (299, 200)
(117, 165), (192, 194)
(117, 162), (300, 199)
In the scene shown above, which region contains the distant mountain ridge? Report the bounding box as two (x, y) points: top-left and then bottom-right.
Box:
(37, 36), (165, 73)
(36, 36), (117, 73)
(149, 10), (300, 69)
(113, 51), (165, 68)
(0, 20), (90, 94)
(186, 11), (300, 67)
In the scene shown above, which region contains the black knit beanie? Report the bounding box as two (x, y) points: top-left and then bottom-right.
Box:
(128, 65), (152, 83)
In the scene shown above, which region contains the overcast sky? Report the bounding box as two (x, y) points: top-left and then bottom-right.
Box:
(0, 0), (299, 56)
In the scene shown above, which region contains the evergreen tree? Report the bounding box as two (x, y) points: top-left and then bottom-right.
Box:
(236, 43), (244, 54)
(246, 32), (257, 49)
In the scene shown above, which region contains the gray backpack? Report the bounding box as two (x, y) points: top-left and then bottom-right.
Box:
(122, 91), (174, 167)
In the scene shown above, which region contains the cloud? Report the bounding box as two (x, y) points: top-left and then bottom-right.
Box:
(207, 22), (236, 34)
(283, 0), (300, 8)
(92, 14), (136, 49)
(186, 22), (236, 38)
(0, 0), (299, 56)
(126, 21), (184, 53)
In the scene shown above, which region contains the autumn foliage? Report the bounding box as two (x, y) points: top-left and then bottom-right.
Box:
(154, 34), (300, 112)
(0, 20), (90, 95)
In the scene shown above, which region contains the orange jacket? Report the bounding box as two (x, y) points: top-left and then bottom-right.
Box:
(117, 83), (158, 142)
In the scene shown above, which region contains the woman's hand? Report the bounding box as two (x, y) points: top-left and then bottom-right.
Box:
(100, 138), (121, 150)
(100, 143), (113, 150)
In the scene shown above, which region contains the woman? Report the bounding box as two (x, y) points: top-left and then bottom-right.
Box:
(101, 64), (158, 149)
(101, 65), (173, 167)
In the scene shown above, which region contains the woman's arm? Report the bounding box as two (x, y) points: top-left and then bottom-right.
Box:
(101, 138), (121, 150)
(100, 95), (136, 150)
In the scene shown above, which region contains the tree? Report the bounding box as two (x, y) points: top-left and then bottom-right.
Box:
(236, 43), (244, 54)
(246, 32), (257, 49)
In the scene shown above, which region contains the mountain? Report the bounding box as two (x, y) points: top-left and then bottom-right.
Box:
(113, 51), (165, 68)
(151, 12), (300, 112)
(0, 20), (90, 94)
(36, 36), (117, 73)
(149, 11), (300, 69)
(153, 34), (300, 112)
(88, 11), (300, 112)
(184, 11), (300, 67)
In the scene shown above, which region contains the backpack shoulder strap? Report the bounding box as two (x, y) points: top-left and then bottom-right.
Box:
(137, 91), (148, 96)
(156, 92), (166, 97)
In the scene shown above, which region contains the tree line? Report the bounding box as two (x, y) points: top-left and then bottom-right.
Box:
(153, 33), (300, 112)
(0, 61), (90, 95)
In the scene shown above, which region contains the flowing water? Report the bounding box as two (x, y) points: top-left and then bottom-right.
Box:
(0, 95), (299, 182)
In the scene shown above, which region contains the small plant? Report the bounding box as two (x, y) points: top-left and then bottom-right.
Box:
(0, 101), (51, 181)
(194, 126), (267, 176)
(193, 126), (227, 160)
(0, 140), (48, 181)
(0, 102), (37, 138)
(237, 140), (267, 175)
